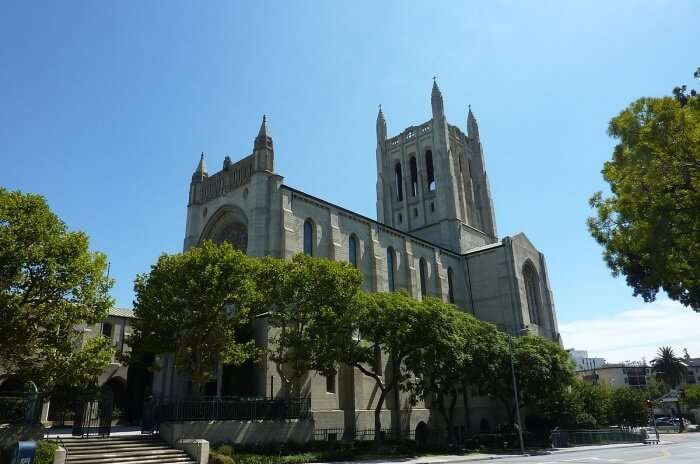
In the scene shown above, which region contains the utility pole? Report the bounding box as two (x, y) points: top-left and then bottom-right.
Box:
(508, 330), (526, 454)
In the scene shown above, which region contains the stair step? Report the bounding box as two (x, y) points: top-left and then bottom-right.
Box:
(56, 436), (195, 464)
(67, 458), (194, 464)
(68, 446), (181, 456)
(67, 444), (171, 453)
(67, 452), (193, 464)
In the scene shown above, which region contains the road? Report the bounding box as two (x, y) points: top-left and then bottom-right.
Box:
(458, 433), (700, 463)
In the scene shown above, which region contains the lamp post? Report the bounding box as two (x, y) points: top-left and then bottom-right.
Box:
(508, 326), (529, 455)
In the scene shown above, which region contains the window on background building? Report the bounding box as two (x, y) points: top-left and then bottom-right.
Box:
(387, 247), (396, 292)
(325, 371), (336, 393)
(523, 261), (541, 325)
(447, 267), (455, 303)
(410, 157), (418, 196)
(303, 219), (314, 256)
(349, 234), (358, 268)
(426, 150), (436, 191)
(395, 163), (403, 201)
(101, 322), (113, 339)
(419, 258), (428, 298)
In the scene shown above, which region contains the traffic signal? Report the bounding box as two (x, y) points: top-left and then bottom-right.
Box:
(646, 399), (653, 409)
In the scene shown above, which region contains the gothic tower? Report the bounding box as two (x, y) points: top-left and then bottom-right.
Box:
(375, 80), (498, 253)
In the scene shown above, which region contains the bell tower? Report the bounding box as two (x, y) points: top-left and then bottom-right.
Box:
(375, 80), (498, 253)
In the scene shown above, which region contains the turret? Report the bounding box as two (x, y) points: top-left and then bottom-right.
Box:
(431, 77), (444, 120)
(253, 115), (274, 172)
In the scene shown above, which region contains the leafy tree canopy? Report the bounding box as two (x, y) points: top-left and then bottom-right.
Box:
(481, 334), (575, 426)
(588, 67), (700, 310)
(258, 253), (363, 393)
(131, 241), (260, 387)
(651, 346), (687, 389)
(0, 188), (113, 392)
(609, 387), (649, 427)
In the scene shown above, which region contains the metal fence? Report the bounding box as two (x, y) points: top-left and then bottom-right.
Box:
(551, 428), (644, 447)
(312, 427), (415, 442)
(0, 393), (43, 425)
(142, 396), (311, 432)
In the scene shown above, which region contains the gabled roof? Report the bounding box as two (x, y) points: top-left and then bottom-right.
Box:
(108, 308), (135, 319)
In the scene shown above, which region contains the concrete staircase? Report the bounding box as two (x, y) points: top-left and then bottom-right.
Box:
(55, 435), (196, 464)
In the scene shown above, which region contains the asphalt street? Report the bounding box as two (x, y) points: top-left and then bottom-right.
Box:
(461, 433), (700, 463)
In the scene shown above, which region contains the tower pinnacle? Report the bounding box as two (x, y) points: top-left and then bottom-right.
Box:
(376, 104), (387, 141)
(254, 114), (273, 152)
(192, 152), (208, 182)
(431, 77), (444, 118)
(467, 106), (480, 140)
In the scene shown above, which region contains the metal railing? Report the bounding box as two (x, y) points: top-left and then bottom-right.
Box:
(551, 428), (643, 448)
(148, 396), (311, 424)
(0, 392), (43, 425)
(312, 427), (414, 442)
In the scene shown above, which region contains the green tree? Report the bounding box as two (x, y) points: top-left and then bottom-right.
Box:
(258, 254), (363, 397)
(405, 299), (468, 444)
(0, 188), (114, 392)
(651, 346), (687, 389)
(131, 241), (259, 390)
(575, 381), (613, 428)
(681, 384), (700, 409)
(588, 68), (700, 310)
(481, 334), (575, 428)
(609, 387), (648, 427)
(340, 291), (429, 442)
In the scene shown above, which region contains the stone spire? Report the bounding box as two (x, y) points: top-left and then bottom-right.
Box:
(467, 106), (480, 141)
(253, 115), (274, 172)
(376, 104), (387, 142)
(192, 152), (208, 182)
(431, 77), (444, 119)
(254, 114), (273, 151)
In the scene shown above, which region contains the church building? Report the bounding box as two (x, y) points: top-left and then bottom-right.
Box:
(152, 81), (561, 435)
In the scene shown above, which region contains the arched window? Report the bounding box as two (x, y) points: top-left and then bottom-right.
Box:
(426, 150), (436, 191)
(419, 258), (428, 298)
(387, 247), (396, 292)
(523, 262), (542, 325)
(303, 219), (314, 256)
(349, 234), (358, 268)
(447, 267), (455, 303)
(394, 163), (403, 202)
(409, 157), (418, 197)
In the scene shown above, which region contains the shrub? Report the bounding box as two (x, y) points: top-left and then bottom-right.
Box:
(218, 444), (234, 457)
(209, 452), (235, 464)
(35, 441), (58, 464)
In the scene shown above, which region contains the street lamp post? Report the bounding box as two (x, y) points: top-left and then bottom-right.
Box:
(508, 327), (529, 455)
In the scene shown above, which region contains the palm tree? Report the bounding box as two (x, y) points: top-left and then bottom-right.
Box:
(651, 346), (687, 389)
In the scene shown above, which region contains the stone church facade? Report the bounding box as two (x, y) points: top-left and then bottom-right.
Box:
(152, 81), (560, 434)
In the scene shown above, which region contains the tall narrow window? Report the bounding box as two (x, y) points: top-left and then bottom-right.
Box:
(523, 262), (542, 325)
(349, 234), (358, 268)
(426, 150), (436, 191)
(303, 219), (314, 256)
(409, 157), (418, 197)
(325, 370), (336, 393)
(387, 247), (396, 292)
(394, 163), (403, 202)
(419, 258), (428, 298)
(447, 267), (455, 303)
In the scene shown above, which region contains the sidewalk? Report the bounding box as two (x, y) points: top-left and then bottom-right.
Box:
(315, 441), (664, 464)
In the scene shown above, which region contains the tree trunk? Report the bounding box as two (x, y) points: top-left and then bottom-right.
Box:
(375, 388), (389, 443)
(461, 385), (471, 433)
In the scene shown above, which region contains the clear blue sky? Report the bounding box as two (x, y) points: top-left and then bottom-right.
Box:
(1, 1), (698, 359)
